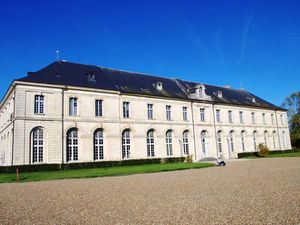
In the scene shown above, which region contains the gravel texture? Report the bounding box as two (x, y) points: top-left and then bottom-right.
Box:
(0, 157), (299, 225)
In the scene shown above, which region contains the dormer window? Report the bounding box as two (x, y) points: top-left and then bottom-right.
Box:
(87, 72), (96, 82)
(154, 82), (163, 91)
(217, 91), (223, 98)
(250, 97), (256, 103)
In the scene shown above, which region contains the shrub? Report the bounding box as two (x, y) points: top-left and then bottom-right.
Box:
(257, 143), (270, 157)
(185, 155), (193, 163)
(0, 157), (187, 173)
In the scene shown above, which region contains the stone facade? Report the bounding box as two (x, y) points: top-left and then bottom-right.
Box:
(0, 79), (291, 166)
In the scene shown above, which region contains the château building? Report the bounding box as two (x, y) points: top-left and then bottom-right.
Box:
(0, 61), (291, 166)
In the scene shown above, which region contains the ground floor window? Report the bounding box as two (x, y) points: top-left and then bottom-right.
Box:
(94, 129), (104, 160)
(147, 130), (155, 157)
(166, 130), (173, 156)
(122, 130), (130, 159)
(32, 127), (43, 163)
(67, 128), (78, 161)
(183, 131), (189, 155)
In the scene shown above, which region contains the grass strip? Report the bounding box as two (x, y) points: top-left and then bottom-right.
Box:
(0, 162), (214, 183)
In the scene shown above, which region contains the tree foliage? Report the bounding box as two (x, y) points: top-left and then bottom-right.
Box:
(282, 92), (300, 148)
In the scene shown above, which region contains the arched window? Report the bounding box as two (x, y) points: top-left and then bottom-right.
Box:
(241, 131), (246, 152)
(229, 131), (234, 152)
(122, 129), (130, 159)
(183, 131), (189, 155)
(217, 131), (222, 153)
(272, 131), (276, 149)
(67, 128), (78, 162)
(201, 131), (208, 156)
(166, 130), (173, 156)
(94, 129), (104, 160)
(264, 131), (268, 147)
(147, 129), (155, 157)
(282, 131), (286, 149)
(253, 131), (257, 151)
(32, 127), (44, 163)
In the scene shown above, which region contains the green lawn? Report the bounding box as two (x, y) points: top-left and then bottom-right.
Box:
(0, 162), (214, 183)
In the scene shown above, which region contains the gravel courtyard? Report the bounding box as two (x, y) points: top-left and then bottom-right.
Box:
(0, 157), (299, 225)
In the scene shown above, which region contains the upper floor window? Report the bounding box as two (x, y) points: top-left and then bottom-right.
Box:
(262, 113), (266, 124)
(216, 109), (221, 123)
(166, 105), (172, 120)
(123, 102), (130, 118)
(252, 112), (256, 124)
(147, 104), (153, 119)
(280, 115), (283, 125)
(200, 108), (205, 122)
(182, 107), (188, 121)
(228, 110), (233, 123)
(95, 100), (103, 117)
(69, 98), (78, 116)
(34, 95), (44, 114)
(271, 114), (274, 125)
(239, 111), (243, 123)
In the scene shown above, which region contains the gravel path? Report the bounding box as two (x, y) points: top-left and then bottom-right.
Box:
(0, 157), (299, 225)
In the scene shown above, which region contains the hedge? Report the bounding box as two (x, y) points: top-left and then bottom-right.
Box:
(237, 149), (299, 158)
(0, 157), (186, 174)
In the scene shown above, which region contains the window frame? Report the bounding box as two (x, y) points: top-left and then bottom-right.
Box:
(94, 129), (104, 160)
(69, 97), (78, 116)
(146, 130), (155, 157)
(166, 105), (172, 121)
(147, 104), (153, 119)
(95, 99), (103, 117)
(123, 102), (130, 118)
(34, 95), (44, 114)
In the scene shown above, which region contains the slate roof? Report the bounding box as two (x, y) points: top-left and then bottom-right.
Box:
(17, 61), (282, 110)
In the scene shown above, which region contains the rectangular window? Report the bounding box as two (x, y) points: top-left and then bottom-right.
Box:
(271, 114), (274, 125)
(166, 105), (171, 120)
(34, 95), (44, 114)
(69, 98), (78, 116)
(182, 106), (188, 121)
(280, 115), (283, 125)
(262, 113), (266, 124)
(252, 112), (255, 124)
(228, 110), (233, 123)
(95, 100), (103, 117)
(200, 108), (205, 122)
(147, 104), (153, 119)
(216, 109), (221, 123)
(239, 111), (243, 123)
(123, 102), (130, 118)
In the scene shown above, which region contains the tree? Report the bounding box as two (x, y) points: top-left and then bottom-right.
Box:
(282, 92), (300, 148)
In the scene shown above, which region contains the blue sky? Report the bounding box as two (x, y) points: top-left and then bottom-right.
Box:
(0, 0), (299, 105)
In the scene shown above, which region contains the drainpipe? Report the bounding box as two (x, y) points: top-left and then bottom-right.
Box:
(190, 101), (197, 161)
(275, 109), (282, 150)
(212, 103), (219, 159)
(11, 89), (16, 166)
(118, 92), (122, 160)
(61, 86), (66, 164)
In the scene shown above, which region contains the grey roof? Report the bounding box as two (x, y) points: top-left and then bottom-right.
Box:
(17, 61), (282, 110)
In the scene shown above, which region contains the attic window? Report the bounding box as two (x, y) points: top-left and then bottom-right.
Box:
(250, 97), (256, 103)
(217, 91), (223, 98)
(154, 82), (163, 91)
(87, 72), (96, 82)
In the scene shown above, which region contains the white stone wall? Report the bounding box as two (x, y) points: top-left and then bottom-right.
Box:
(0, 82), (292, 166)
